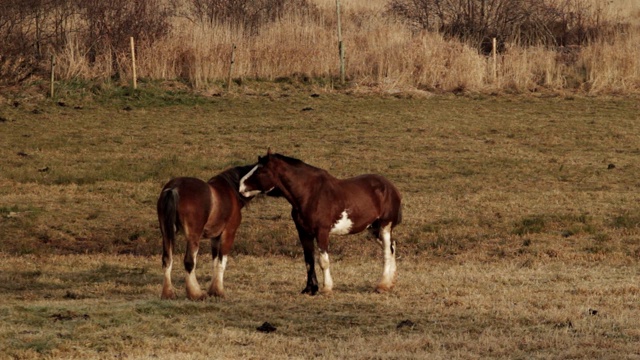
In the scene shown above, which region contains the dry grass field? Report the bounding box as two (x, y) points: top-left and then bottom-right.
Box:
(1, 87), (640, 358)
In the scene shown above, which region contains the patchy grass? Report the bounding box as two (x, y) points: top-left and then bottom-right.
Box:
(0, 254), (638, 359)
(2, 90), (640, 260)
(1, 88), (640, 357)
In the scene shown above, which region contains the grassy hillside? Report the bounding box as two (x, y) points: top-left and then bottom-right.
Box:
(2, 87), (639, 259)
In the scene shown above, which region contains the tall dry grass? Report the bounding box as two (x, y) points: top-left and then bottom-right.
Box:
(581, 33), (640, 94)
(51, 0), (640, 94)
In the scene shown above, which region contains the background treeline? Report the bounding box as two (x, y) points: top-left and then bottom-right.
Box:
(1, 0), (638, 94)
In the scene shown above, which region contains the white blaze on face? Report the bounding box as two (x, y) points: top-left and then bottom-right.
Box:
(330, 210), (353, 235)
(239, 165), (262, 197)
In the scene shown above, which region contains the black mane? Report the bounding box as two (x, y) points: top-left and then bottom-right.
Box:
(273, 153), (326, 174)
(273, 153), (305, 166)
(215, 164), (256, 206)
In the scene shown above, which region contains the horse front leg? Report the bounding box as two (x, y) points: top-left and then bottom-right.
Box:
(207, 235), (225, 298)
(376, 222), (397, 293)
(208, 225), (237, 299)
(184, 236), (207, 300)
(295, 221), (319, 295)
(316, 229), (333, 294)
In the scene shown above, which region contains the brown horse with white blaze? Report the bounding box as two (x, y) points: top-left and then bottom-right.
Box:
(239, 150), (402, 295)
(157, 164), (256, 300)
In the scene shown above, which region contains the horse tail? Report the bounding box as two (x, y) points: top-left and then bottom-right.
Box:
(159, 187), (180, 268)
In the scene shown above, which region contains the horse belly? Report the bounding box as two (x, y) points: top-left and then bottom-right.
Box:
(329, 210), (375, 235)
(329, 210), (353, 235)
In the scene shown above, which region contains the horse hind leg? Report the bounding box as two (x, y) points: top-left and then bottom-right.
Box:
(184, 235), (207, 301)
(161, 243), (176, 299)
(376, 222), (397, 293)
(160, 222), (176, 299)
(367, 220), (381, 244)
(159, 189), (178, 300)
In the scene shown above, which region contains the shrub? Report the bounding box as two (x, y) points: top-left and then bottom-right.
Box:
(185, 0), (318, 34)
(77, 0), (173, 72)
(0, 0), (173, 84)
(0, 0), (52, 84)
(387, 0), (623, 52)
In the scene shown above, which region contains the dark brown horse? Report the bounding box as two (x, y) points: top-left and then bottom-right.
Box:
(239, 150), (402, 295)
(157, 165), (256, 300)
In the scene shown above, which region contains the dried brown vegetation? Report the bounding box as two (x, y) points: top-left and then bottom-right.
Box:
(387, 0), (624, 49)
(0, 0), (639, 94)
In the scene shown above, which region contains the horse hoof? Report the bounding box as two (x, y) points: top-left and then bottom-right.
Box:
(161, 290), (176, 300)
(375, 284), (393, 293)
(301, 286), (319, 296)
(187, 293), (208, 301)
(320, 288), (333, 296)
(208, 290), (226, 299)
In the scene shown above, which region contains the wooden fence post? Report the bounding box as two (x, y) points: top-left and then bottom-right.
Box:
(227, 43), (236, 91)
(492, 37), (497, 82)
(336, 0), (345, 85)
(130, 37), (137, 90)
(50, 54), (55, 98)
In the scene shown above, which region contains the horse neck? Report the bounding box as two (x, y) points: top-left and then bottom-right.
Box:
(273, 160), (329, 208)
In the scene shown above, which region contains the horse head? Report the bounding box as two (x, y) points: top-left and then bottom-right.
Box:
(239, 150), (278, 198)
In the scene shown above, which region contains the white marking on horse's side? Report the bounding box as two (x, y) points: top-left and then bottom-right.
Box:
(319, 250), (333, 292)
(239, 165), (262, 197)
(330, 210), (353, 235)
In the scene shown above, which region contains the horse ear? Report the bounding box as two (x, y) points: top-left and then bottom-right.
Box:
(267, 147), (272, 155)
